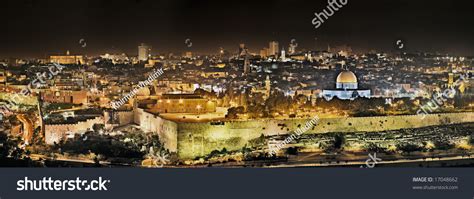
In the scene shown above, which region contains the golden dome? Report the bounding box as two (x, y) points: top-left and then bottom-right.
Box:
(136, 87), (151, 96)
(336, 71), (357, 83)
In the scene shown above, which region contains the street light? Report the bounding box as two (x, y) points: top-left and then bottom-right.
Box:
(196, 105), (202, 115)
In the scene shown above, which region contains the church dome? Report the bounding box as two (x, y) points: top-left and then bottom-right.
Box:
(336, 71), (358, 83)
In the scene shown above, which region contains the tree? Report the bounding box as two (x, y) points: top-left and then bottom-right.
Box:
(334, 134), (345, 150)
(321, 134), (345, 153)
(294, 94), (308, 106)
(206, 148), (229, 160)
(92, 124), (105, 132)
(0, 132), (25, 160)
(249, 134), (266, 148)
(364, 143), (387, 153)
(194, 88), (216, 99)
(285, 147), (298, 155)
(225, 106), (245, 119)
(396, 143), (422, 154)
(433, 140), (454, 151)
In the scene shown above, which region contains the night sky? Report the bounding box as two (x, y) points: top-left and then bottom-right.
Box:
(1, 0), (473, 58)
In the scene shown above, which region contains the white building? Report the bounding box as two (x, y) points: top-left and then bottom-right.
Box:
(138, 43), (151, 61)
(322, 70), (371, 100)
(280, 48), (286, 61)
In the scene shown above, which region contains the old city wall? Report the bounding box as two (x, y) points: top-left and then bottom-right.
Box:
(134, 108), (178, 152)
(104, 110), (134, 129)
(0, 92), (38, 107)
(44, 116), (104, 145)
(176, 112), (474, 159)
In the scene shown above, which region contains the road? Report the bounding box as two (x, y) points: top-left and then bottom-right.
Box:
(17, 114), (34, 144)
(29, 154), (118, 166)
(264, 152), (474, 168)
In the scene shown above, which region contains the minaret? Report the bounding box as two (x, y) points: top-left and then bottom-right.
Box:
(265, 75), (271, 99)
(37, 94), (45, 141)
(243, 56), (250, 75)
(239, 44), (250, 75)
(448, 64), (454, 88)
(281, 48), (286, 60)
(341, 60), (347, 70)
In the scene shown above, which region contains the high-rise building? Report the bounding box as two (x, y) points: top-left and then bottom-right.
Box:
(238, 44), (250, 75)
(260, 48), (268, 58)
(243, 57), (250, 74)
(138, 43), (151, 61)
(268, 41), (279, 57)
(239, 43), (246, 56)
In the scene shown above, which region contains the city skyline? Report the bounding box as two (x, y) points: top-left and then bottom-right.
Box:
(1, 1), (474, 198)
(1, 0), (474, 57)
(0, 0), (473, 170)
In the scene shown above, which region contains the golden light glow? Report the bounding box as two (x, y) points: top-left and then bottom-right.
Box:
(425, 141), (435, 149)
(336, 71), (357, 83)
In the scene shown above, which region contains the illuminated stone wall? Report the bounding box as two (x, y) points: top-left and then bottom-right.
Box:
(134, 108), (178, 152)
(0, 92), (38, 107)
(151, 98), (216, 113)
(49, 55), (84, 65)
(133, 107), (474, 159)
(104, 110), (134, 130)
(41, 90), (88, 105)
(44, 116), (104, 145)
(176, 112), (474, 159)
